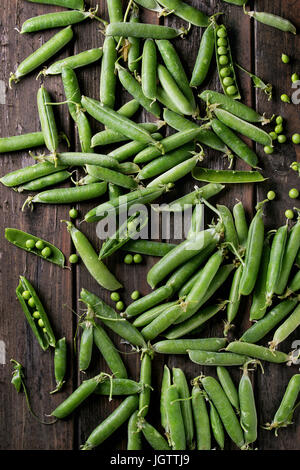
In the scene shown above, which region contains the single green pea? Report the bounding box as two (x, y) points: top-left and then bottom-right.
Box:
(111, 292), (120, 302)
(275, 124), (283, 134)
(25, 239), (36, 249)
(281, 54), (290, 64)
(167, 182), (175, 189)
(285, 209), (294, 219)
(281, 94), (290, 103)
(264, 145), (274, 155)
(219, 55), (229, 66)
(217, 38), (227, 47)
(35, 240), (45, 250)
(291, 162), (299, 171)
(116, 301), (124, 311)
(267, 190), (276, 201)
(124, 254), (133, 264)
(69, 208), (78, 219)
(278, 134), (287, 144)
(223, 77), (234, 87)
(220, 67), (231, 78)
(22, 290), (31, 300)
(217, 28), (227, 38)
(42, 328), (47, 333)
(32, 311), (40, 319)
(131, 290), (140, 300)
(41, 246), (52, 258)
(217, 46), (228, 55)
(276, 116), (283, 125)
(291, 73), (299, 83)
(226, 85), (238, 96)
(133, 254), (143, 264)
(69, 254), (79, 264)
(38, 318), (44, 328)
(269, 132), (277, 140)
(292, 133), (300, 144)
(28, 297), (36, 308)
(289, 188), (299, 199)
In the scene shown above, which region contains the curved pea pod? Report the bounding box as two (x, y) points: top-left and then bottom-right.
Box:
(139, 419), (171, 450)
(141, 39), (157, 101)
(239, 205), (265, 296)
(214, 108), (272, 147)
(80, 289), (146, 348)
(84, 186), (166, 223)
(199, 90), (270, 125)
(141, 304), (184, 341)
(165, 385), (186, 450)
(162, 183), (225, 212)
(269, 303), (300, 351)
(189, 350), (250, 367)
(26, 0), (85, 8)
(100, 37), (117, 109)
(242, 298), (299, 344)
(95, 379), (142, 396)
(93, 323), (127, 379)
(200, 376), (245, 448)
(133, 301), (178, 328)
(172, 368), (194, 449)
(0, 132), (45, 153)
(50, 337), (67, 394)
(226, 341), (290, 364)
(249, 238), (270, 321)
(64, 222), (122, 291)
(139, 352), (152, 418)
(165, 302), (228, 340)
(265, 225), (288, 306)
(209, 401), (225, 450)
(156, 40), (196, 111)
(217, 366), (239, 412)
(157, 0), (209, 26)
(153, 338), (227, 354)
(217, 204), (239, 250)
(128, 7), (141, 74)
(125, 285), (173, 318)
(275, 218), (300, 295)
(16, 170), (71, 192)
(9, 26), (74, 85)
(5, 228), (65, 267)
(192, 167), (265, 184)
(224, 265), (243, 336)
(211, 119), (259, 168)
(265, 375), (300, 432)
(16, 276), (56, 351)
(43, 48), (103, 75)
(233, 201), (248, 249)
(122, 240), (176, 258)
(190, 23), (215, 87)
(37, 85), (60, 154)
(105, 22), (185, 40)
(191, 385), (211, 450)
(238, 364), (257, 448)
(158, 64), (194, 116)
(128, 411), (142, 450)
(245, 10), (296, 35)
(81, 395), (139, 450)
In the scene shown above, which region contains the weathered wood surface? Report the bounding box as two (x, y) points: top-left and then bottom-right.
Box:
(0, 0), (299, 450)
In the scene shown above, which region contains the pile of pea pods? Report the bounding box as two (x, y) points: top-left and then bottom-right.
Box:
(2, 0), (300, 451)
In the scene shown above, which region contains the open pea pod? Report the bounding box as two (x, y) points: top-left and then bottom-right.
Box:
(16, 276), (56, 351)
(5, 228), (65, 267)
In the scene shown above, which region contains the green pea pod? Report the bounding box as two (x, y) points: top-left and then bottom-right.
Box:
(0, 132), (45, 153)
(26, 0), (85, 9)
(44, 48), (103, 75)
(233, 201), (248, 249)
(239, 364), (257, 447)
(95, 379), (141, 396)
(1, 162), (69, 188)
(266, 375), (300, 432)
(80, 289), (146, 348)
(286, 270), (300, 296)
(217, 366), (239, 412)
(217, 204), (239, 250)
(189, 350), (250, 367)
(161, 365), (171, 437)
(172, 368), (194, 449)
(275, 218), (300, 295)
(245, 9), (296, 35)
(16, 276), (56, 351)
(37, 85), (60, 154)
(79, 321), (94, 372)
(108, 184), (124, 200)
(142, 39), (157, 101)
(126, 285), (173, 318)
(122, 240), (176, 258)
(153, 338), (227, 354)
(128, 7), (141, 73)
(93, 323), (127, 379)
(105, 22), (185, 40)
(86, 166), (138, 190)
(191, 385), (211, 450)
(162, 183), (225, 212)
(249, 238), (270, 321)
(156, 0), (209, 26)
(224, 264), (243, 335)
(190, 22), (215, 87)
(20, 10), (97, 33)
(187, 204), (204, 240)
(64, 221), (122, 291)
(50, 338), (67, 394)
(134, 0), (163, 12)
(91, 122), (159, 148)
(265, 224), (288, 306)
(100, 37), (117, 108)
(226, 341), (290, 364)
(108, 133), (163, 162)
(43, 151), (119, 169)
(5, 228), (65, 267)
(141, 304), (184, 341)
(270, 303), (300, 350)
(192, 167), (265, 184)
(139, 352), (152, 418)
(165, 385), (186, 450)
(16, 170), (71, 192)
(128, 411), (142, 450)
(209, 401), (225, 450)
(139, 419), (171, 450)
(133, 302), (178, 328)
(158, 64), (194, 116)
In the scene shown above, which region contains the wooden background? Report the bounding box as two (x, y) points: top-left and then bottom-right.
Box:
(1, 0), (300, 451)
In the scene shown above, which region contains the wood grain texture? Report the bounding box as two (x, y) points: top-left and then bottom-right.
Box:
(0, 0), (300, 451)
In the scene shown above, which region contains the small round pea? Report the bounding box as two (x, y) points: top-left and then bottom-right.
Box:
(223, 77), (234, 87)
(131, 290), (140, 300)
(32, 311), (40, 319)
(167, 182), (175, 189)
(25, 239), (35, 249)
(69, 208), (78, 219)
(124, 254), (133, 264)
(217, 46), (228, 55)
(276, 116), (283, 125)
(281, 54), (290, 64)
(111, 292), (120, 302)
(116, 301), (124, 311)
(275, 124), (283, 134)
(22, 290), (31, 300)
(28, 297), (36, 308)
(217, 38), (227, 47)
(220, 67), (231, 78)
(291, 162), (299, 171)
(269, 132), (277, 140)
(289, 188), (299, 199)
(285, 209), (294, 219)
(69, 254), (79, 264)
(38, 318), (44, 328)
(267, 190), (276, 201)
(133, 254), (143, 264)
(277, 135), (287, 144)
(219, 55), (229, 66)
(35, 240), (45, 250)
(291, 73), (299, 83)
(42, 328), (47, 333)
(217, 28), (227, 38)
(264, 145), (274, 155)
(292, 133), (300, 144)
(281, 94), (290, 103)
(41, 246), (52, 258)
(226, 85), (238, 96)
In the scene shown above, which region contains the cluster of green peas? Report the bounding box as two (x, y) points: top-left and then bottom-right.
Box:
(25, 238), (52, 258)
(280, 53), (300, 104)
(21, 290), (46, 333)
(216, 28), (238, 97)
(265, 115), (300, 154)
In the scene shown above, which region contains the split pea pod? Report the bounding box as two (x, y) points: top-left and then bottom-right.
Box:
(100, 37), (117, 108)
(224, 265), (243, 336)
(127, 411), (142, 450)
(226, 341), (290, 364)
(139, 352), (152, 418)
(37, 85), (59, 155)
(9, 26), (73, 85)
(26, 0), (84, 8)
(190, 22), (215, 87)
(265, 375), (300, 432)
(165, 385), (186, 450)
(233, 201), (248, 249)
(81, 396), (139, 450)
(161, 365), (171, 435)
(217, 366), (239, 412)
(106, 22), (185, 39)
(128, 7), (141, 73)
(209, 400), (225, 450)
(265, 224), (288, 306)
(192, 167), (265, 184)
(191, 385), (211, 450)
(93, 323), (128, 379)
(245, 9), (297, 35)
(172, 368), (194, 449)
(142, 39), (157, 101)
(275, 217), (300, 295)
(239, 364), (257, 448)
(64, 221), (122, 291)
(125, 285), (173, 318)
(20, 10), (97, 33)
(158, 64), (194, 116)
(147, 155), (198, 188)
(200, 376), (245, 448)
(133, 301), (178, 328)
(138, 419), (171, 450)
(269, 303), (300, 350)
(249, 239), (270, 321)
(44, 48), (103, 75)
(214, 24), (240, 99)
(153, 338), (227, 354)
(50, 338), (67, 394)
(0, 132), (45, 153)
